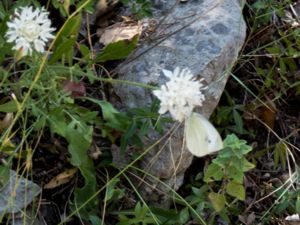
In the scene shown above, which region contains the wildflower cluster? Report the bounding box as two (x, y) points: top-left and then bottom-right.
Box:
(5, 6), (55, 56)
(153, 67), (206, 122)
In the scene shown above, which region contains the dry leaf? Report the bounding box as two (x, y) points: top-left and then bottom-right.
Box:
(44, 168), (77, 189)
(243, 97), (277, 130)
(88, 143), (102, 160)
(0, 113), (14, 131)
(261, 98), (277, 130)
(63, 80), (86, 97)
(99, 21), (142, 46)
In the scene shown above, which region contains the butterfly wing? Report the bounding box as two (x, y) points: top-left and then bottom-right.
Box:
(186, 112), (223, 157)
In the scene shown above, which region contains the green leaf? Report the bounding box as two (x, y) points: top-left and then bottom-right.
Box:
(72, 164), (98, 218)
(218, 208), (231, 223)
(0, 2), (6, 19)
(0, 101), (17, 112)
(240, 144), (252, 155)
(50, 13), (82, 63)
(279, 58), (289, 85)
(233, 109), (244, 134)
(226, 181), (245, 200)
(227, 165), (244, 184)
(0, 165), (10, 188)
(296, 197), (300, 213)
(223, 134), (252, 157)
(89, 215), (104, 225)
(79, 44), (91, 61)
(241, 158), (255, 172)
(135, 202), (148, 218)
(77, 0), (95, 13)
(208, 192), (226, 212)
(274, 142), (287, 169)
(83, 97), (129, 130)
(266, 46), (280, 55)
(95, 36), (139, 62)
(274, 197), (289, 213)
(49, 37), (76, 64)
(204, 163), (224, 182)
(48, 108), (68, 137)
(63, 0), (70, 15)
(150, 207), (183, 224)
(66, 120), (93, 166)
(217, 147), (234, 158)
(106, 178), (119, 201)
(54, 13), (82, 46)
(66, 120), (98, 218)
(251, 0), (267, 9)
(179, 208), (189, 224)
(191, 185), (209, 197)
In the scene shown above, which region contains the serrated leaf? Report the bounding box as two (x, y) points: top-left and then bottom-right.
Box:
(95, 35), (138, 62)
(242, 158), (255, 172)
(208, 192), (226, 212)
(226, 181), (245, 200)
(227, 165), (244, 184)
(204, 163), (224, 182)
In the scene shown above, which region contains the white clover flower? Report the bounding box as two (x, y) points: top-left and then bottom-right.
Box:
(153, 67), (206, 122)
(5, 6), (55, 56)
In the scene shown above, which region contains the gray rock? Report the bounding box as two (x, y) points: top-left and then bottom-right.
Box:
(0, 169), (41, 215)
(113, 0), (246, 205)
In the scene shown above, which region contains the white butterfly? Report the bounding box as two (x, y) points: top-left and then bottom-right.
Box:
(185, 112), (223, 157)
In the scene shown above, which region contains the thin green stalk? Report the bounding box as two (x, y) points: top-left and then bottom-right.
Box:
(122, 172), (161, 225)
(129, 165), (207, 225)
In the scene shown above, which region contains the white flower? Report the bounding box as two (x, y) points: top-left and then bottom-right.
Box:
(153, 67), (206, 122)
(5, 6), (55, 56)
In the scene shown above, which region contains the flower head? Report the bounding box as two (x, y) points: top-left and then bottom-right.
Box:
(153, 67), (206, 122)
(5, 6), (55, 56)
